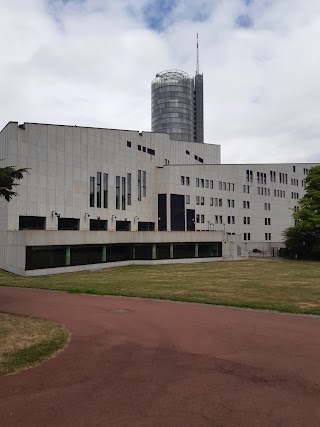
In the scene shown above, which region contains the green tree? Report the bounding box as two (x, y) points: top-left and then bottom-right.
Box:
(0, 165), (28, 201)
(284, 165), (320, 259)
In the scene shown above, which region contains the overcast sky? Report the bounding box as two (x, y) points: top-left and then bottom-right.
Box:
(1, 0), (320, 163)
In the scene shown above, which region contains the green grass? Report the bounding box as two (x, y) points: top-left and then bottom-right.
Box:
(0, 260), (320, 315)
(0, 313), (69, 377)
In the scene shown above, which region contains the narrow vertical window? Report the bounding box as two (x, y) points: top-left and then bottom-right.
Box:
(138, 170), (141, 201)
(116, 176), (120, 209)
(142, 171), (146, 197)
(90, 176), (95, 207)
(127, 173), (131, 205)
(103, 173), (108, 208)
(97, 172), (101, 208)
(122, 176), (126, 210)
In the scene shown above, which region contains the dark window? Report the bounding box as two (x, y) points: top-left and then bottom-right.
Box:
(156, 244), (170, 259)
(138, 222), (155, 231)
(19, 216), (46, 230)
(70, 246), (103, 266)
(97, 172), (101, 208)
(142, 171), (146, 197)
(90, 219), (108, 230)
(116, 220), (131, 231)
(138, 170), (141, 201)
(158, 194), (167, 231)
(127, 141), (131, 147)
(58, 217), (80, 230)
(194, 155), (198, 160)
(186, 150), (190, 155)
(147, 148), (155, 155)
(103, 173), (108, 208)
(107, 244), (132, 262)
(199, 157), (203, 163)
(26, 246), (65, 270)
(134, 244), (153, 260)
(122, 176), (126, 210)
(142, 146), (146, 152)
(127, 173), (131, 205)
(138, 145), (141, 151)
(170, 194), (185, 231)
(90, 176), (95, 207)
(173, 243), (195, 259)
(116, 176), (120, 209)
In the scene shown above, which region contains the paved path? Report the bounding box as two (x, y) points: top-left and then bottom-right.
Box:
(0, 287), (319, 426)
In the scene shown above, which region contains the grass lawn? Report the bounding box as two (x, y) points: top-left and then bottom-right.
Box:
(0, 259), (320, 315)
(0, 313), (68, 377)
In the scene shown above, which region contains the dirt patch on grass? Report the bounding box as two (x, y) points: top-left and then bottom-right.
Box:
(0, 313), (69, 376)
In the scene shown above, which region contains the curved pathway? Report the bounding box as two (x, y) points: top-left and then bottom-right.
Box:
(0, 287), (319, 426)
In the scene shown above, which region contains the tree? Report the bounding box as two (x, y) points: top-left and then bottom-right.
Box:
(0, 165), (28, 201)
(284, 166), (320, 259)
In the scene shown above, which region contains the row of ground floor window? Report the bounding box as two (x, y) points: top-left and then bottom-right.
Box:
(26, 242), (223, 270)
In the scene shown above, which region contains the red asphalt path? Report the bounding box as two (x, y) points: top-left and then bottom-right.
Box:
(0, 287), (319, 426)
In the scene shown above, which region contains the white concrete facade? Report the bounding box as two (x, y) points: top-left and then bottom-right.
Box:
(0, 121), (317, 275)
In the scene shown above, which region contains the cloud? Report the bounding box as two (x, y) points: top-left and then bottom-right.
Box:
(0, 0), (320, 164)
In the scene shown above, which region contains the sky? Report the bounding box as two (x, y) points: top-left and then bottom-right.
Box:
(1, 0), (320, 164)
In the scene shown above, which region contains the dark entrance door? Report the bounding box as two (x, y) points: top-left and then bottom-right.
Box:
(158, 194), (167, 231)
(186, 209), (195, 231)
(170, 194), (185, 231)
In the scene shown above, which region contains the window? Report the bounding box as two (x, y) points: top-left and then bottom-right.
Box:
(147, 148), (155, 155)
(265, 218), (271, 226)
(264, 203), (270, 210)
(186, 177), (190, 186)
(196, 178), (200, 187)
(223, 182), (226, 190)
(210, 180), (213, 189)
(58, 217), (79, 230)
(219, 181), (222, 190)
(138, 145), (141, 151)
(138, 170), (141, 201)
(196, 196), (200, 205)
(127, 173), (131, 205)
(293, 165), (296, 172)
(96, 172), (101, 208)
(186, 150), (190, 155)
(127, 141), (131, 147)
(205, 179), (209, 188)
(246, 170), (253, 182)
(181, 176), (185, 185)
(265, 233), (271, 241)
(90, 176), (95, 207)
(186, 195), (190, 204)
(210, 197), (214, 206)
(243, 201), (250, 209)
(116, 176), (120, 209)
(201, 215), (205, 223)
(219, 198), (222, 207)
(90, 219), (108, 231)
(196, 214), (200, 223)
(201, 196), (204, 206)
(121, 177), (126, 210)
(199, 157), (204, 163)
(219, 215), (223, 224)
(201, 179), (204, 188)
(228, 216), (235, 225)
(215, 215), (218, 224)
(19, 216), (46, 230)
(142, 146), (146, 152)
(103, 173), (108, 208)
(142, 171), (146, 197)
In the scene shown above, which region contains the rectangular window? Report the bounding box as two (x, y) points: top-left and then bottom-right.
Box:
(210, 197), (214, 206)
(219, 181), (222, 190)
(248, 233), (251, 241)
(186, 150), (190, 155)
(219, 215), (223, 224)
(196, 214), (200, 223)
(90, 176), (95, 207)
(181, 176), (185, 185)
(231, 200), (235, 208)
(196, 178), (200, 187)
(138, 145), (141, 151)
(103, 173), (108, 208)
(90, 219), (108, 231)
(138, 170), (141, 201)
(201, 215), (205, 223)
(243, 217), (247, 225)
(121, 177), (126, 210)
(19, 216), (46, 230)
(186, 195), (190, 204)
(228, 199), (231, 207)
(127, 141), (131, 147)
(228, 216), (231, 224)
(127, 173), (131, 205)
(210, 180), (213, 189)
(142, 171), (146, 197)
(205, 179), (209, 188)
(116, 176), (120, 209)
(196, 196), (200, 205)
(201, 196), (204, 206)
(142, 146), (146, 152)
(219, 198), (222, 207)
(223, 182), (226, 190)
(215, 198), (218, 206)
(186, 176), (190, 186)
(147, 148), (155, 155)
(201, 179), (204, 188)
(96, 172), (101, 208)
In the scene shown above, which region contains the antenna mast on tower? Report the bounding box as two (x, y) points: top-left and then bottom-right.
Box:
(196, 33), (200, 75)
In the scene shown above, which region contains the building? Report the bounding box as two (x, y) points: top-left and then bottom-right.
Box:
(151, 69), (204, 143)
(0, 121), (316, 276)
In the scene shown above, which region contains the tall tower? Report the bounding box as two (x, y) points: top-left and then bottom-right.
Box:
(151, 35), (204, 143)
